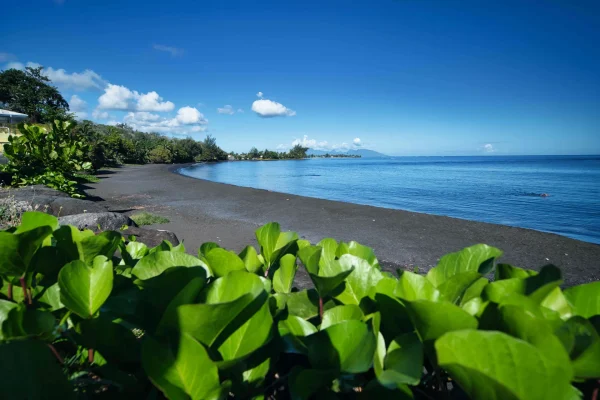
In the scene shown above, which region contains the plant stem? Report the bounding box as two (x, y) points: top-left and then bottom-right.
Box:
(7, 283), (12, 301)
(58, 310), (72, 328)
(88, 348), (94, 364)
(319, 297), (324, 320)
(19, 276), (31, 305)
(48, 344), (64, 364)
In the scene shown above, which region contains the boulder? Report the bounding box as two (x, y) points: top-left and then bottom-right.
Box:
(122, 226), (180, 247)
(0, 185), (107, 216)
(59, 212), (137, 231)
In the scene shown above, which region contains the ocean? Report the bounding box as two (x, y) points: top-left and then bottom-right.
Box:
(179, 155), (600, 244)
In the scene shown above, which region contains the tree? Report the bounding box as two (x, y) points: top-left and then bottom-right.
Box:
(197, 134), (227, 161)
(0, 67), (70, 123)
(288, 144), (308, 159)
(248, 147), (260, 159)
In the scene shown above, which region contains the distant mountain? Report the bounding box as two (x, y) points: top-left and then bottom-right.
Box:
(306, 148), (388, 158)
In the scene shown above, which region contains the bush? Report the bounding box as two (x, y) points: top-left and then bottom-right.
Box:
(130, 212), (170, 226)
(147, 145), (173, 164)
(0, 121), (92, 197)
(1, 213), (599, 399)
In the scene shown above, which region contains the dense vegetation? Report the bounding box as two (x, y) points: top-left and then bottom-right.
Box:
(0, 67), (71, 123)
(0, 212), (598, 399)
(223, 144), (309, 161)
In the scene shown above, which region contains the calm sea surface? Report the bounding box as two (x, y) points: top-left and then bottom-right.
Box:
(179, 156), (600, 244)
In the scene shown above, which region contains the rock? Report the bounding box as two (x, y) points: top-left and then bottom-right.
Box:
(122, 226), (180, 247)
(0, 185), (107, 216)
(59, 212), (137, 231)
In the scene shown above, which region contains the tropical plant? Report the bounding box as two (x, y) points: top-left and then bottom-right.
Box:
(1, 214), (599, 399)
(1, 121), (92, 197)
(0, 67), (71, 123)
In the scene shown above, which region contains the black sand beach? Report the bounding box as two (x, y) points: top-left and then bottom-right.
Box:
(86, 163), (600, 286)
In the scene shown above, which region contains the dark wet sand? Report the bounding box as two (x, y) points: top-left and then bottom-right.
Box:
(85, 163), (600, 286)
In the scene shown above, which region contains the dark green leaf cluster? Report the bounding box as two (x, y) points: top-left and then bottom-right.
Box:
(1, 214), (599, 399)
(1, 121), (92, 197)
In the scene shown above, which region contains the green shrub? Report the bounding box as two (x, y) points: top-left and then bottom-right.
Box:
(130, 212), (170, 226)
(147, 145), (173, 164)
(0, 121), (92, 197)
(1, 213), (599, 399)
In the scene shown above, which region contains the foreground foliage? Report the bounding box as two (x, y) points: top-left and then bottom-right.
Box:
(0, 212), (599, 399)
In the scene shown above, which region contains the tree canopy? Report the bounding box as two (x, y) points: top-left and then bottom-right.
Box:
(0, 66), (70, 123)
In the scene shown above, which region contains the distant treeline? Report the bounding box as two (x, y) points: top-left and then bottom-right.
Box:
(308, 153), (361, 158)
(227, 145), (309, 161)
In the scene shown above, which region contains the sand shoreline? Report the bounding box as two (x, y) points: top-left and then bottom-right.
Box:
(85, 163), (600, 286)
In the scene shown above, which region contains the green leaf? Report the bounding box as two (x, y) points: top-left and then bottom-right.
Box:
(272, 289), (320, 320)
(427, 244), (503, 287)
(395, 270), (440, 302)
(299, 246), (354, 298)
(436, 330), (574, 400)
(238, 245), (263, 273)
(306, 320), (377, 374)
(14, 211), (59, 234)
(483, 265), (563, 304)
(121, 241), (149, 266)
(255, 222), (298, 269)
(320, 304), (364, 330)
(279, 315), (318, 353)
(336, 241), (379, 268)
(77, 315), (141, 364)
(437, 271), (487, 305)
(142, 333), (221, 400)
(199, 242), (220, 257)
(58, 256), (113, 318)
(288, 367), (337, 400)
(564, 281), (600, 318)
(495, 263), (538, 280)
(0, 300), (18, 340)
(53, 226), (121, 264)
(381, 332), (423, 386)
(317, 238), (338, 264)
(204, 248), (246, 278)
(272, 254), (298, 294)
(405, 300), (478, 343)
(0, 340), (74, 399)
(132, 251), (211, 280)
(334, 254), (384, 305)
(156, 277), (206, 335)
(555, 316), (600, 379)
(0, 226), (53, 276)
(1, 306), (56, 340)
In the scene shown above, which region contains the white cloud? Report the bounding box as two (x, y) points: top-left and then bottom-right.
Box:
(97, 84), (174, 112)
(92, 109), (110, 120)
(353, 138), (361, 146)
(176, 106), (206, 124)
(217, 105), (236, 115)
(252, 99), (296, 118)
(256, 91), (263, 98)
(153, 44), (184, 57)
(292, 135), (328, 150)
(69, 95), (87, 112)
(482, 143), (495, 153)
(137, 91), (175, 112)
(5, 62), (24, 70)
(44, 67), (106, 91)
(332, 142), (350, 151)
(124, 111), (161, 123)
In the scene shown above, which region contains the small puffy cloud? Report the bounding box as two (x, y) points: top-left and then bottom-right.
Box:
(217, 105), (236, 115)
(482, 143), (495, 153)
(332, 142), (350, 151)
(292, 135), (328, 150)
(153, 44), (184, 57)
(3, 61), (106, 91)
(353, 138), (361, 146)
(97, 84), (175, 112)
(124, 111), (161, 123)
(252, 99), (296, 118)
(5, 61), (24, 70)
(176, 106), (206, 124)
(256, 91), (263, 98)
(137, 91), (175, 112)
(92, 109), (110, 120)
(69, 95), (87, 112)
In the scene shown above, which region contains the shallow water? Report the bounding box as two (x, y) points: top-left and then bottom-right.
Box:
(179, 155), (600, 244)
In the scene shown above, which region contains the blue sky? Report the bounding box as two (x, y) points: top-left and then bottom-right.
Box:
(1, 0), (599, 155)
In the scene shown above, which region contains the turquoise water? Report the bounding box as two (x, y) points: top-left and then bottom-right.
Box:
(179, 156), (600, 244)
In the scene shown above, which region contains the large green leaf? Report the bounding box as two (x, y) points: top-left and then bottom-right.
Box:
(317, 238), (338, 267)
(564, 281), (600, 318)
(334, 254), (384, 305)
(132, 251), (211, 280)
(555, 316), (600, 379)
(484, 265), (563, 304)
(405, 300), (478, 343)
(395, 270), (439, 302)
(320, 304), (364, 330)
(77, 315), (141, 364)
(437, 271), (487, 305)
(0, 340), (74, 399)
(306, 320), (377, 374)
(427, 244), (502, 287)
(53, 226), (121, 264)
(156, 277), (206, 335)
(14, 211), (59, 234)
(142, 333), (222, 400)
(272, 289), (320, 320)
(436, 330), (574, 400)
(58, 256), (113, 318)
(299, 245), (354, 298)
(288, 367), (337, 400)
(255, 222), (298, 269)
(380, 332), (423, 386)
(0, 300), (18, 340)
(279, 315), (318, 353)
(495, 263), (537, 280)
(272, 253), (298, 294)
(0, 226), (53, 276)
(336, 241), (379, 269)
(204, 248), (245, 278)
(238, 245), (263, 274)
(1, 305), (56, 340)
